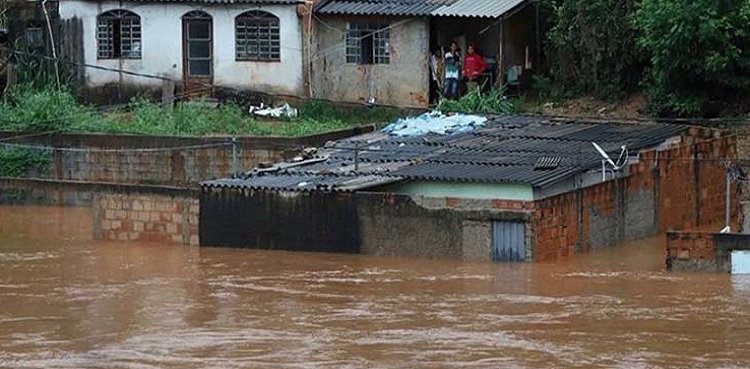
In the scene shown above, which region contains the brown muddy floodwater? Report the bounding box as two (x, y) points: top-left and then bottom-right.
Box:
(1, 206), (750, 369)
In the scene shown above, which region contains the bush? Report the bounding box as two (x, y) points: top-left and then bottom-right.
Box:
(546, 0), (643, 99)
(0, 86), (398, 137)
(634, 0), (750, 116)
(438, 88), (516, 115)
(0, 147), (51, 178)
(0, 85), (105, 132)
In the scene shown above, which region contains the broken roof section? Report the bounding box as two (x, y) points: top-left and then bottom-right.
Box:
(201, 115), (689, 193)
(315, 0), (528, 18)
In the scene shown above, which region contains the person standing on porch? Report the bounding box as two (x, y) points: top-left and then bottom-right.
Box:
(463, 44), (487, 93)
(443, 41), (461, 99)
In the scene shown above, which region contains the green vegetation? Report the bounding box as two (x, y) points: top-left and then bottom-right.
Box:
(545, 0), (750, 117)
(0, 146), (50, 177)
(547, 0), (641, 100)
(635, 0), (750, 116)
(437, 88), (517, 115)
(0, 85), (404, 137)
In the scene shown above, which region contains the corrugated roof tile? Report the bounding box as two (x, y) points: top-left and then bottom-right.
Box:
(116, 0), (301, 4)
(316, 0), (528, 17)
(201, 115), (690, 192)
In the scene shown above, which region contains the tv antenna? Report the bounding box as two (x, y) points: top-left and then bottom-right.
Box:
(592, 142), (628, 182)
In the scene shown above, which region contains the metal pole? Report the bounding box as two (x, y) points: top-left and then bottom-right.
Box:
(41, 0), (60, 88)
(354, 141), (360, 172)
(726, 168), (732, 230)
(231, 137), (238, 177)
(602, 160), (606, 182)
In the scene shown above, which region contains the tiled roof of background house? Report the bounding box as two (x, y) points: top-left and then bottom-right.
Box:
(201, 115), (690, 192)
(114, 0), (302, 4)
(315, 0), (527, 17)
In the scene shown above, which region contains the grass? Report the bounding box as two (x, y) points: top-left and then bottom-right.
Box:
(437, 87), (518, 115)
(0, 86), (405, 137)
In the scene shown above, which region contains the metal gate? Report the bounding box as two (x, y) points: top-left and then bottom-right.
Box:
(492, 221), (526, 262)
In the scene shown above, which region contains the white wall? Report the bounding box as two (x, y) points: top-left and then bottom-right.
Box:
(60, 1), (303, 96)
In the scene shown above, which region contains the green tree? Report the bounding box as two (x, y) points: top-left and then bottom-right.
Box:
(634, 0), (750, 116)
(546, 0), (643, 99)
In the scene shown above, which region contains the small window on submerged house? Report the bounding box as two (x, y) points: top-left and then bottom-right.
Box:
(97, 9), (142, 59)
(235, 10), (280, 61)
(346, 22), (389, 64)
(25, 24), (44, 45)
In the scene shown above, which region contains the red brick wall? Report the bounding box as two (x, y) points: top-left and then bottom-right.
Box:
(95, 194), (199, 245)
(666, 231), (716, 261)
(533, 191), (578, 261)
(533, 132), (737, 262)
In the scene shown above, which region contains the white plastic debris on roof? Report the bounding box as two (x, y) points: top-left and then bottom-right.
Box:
(382, 112), (488, 137)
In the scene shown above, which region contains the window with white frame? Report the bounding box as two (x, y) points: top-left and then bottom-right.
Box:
(97, 9), (141, 59)
(235, 10), (280, 61)
(346, 22), (389, 64)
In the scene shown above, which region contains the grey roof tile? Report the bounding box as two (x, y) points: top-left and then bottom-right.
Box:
(201, 115), (690, 192)
(316, 0), (528, 17)
(117, 0), (302, 4)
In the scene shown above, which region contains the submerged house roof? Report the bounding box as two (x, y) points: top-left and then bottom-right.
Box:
(315, 0), (528, 18)
(202, 115), (689, 193)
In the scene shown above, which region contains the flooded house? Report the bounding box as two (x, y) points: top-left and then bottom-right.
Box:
(58, 0), (307, 99)
(312, 0), (540, 108)
(199, 115), (737, 262)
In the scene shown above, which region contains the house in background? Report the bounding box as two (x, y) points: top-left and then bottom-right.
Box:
(312, 0), (540, 108)
(58, 0), (306, 101)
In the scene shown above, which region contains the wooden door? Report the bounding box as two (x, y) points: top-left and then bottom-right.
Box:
(182, 11), (213, 98)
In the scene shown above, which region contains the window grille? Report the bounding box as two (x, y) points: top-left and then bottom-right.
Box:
(97, 9), (141, 59)
(346, 23), (389, 65)
(235, 11), (280, 61)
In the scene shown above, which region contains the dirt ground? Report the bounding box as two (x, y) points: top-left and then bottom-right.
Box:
(527, 95), (649, 119)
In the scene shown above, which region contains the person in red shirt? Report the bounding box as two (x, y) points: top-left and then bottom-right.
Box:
(463, 44), (487, 93)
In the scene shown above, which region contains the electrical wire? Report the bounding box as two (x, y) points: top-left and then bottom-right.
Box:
(1, 45), (430, 111)
(0, 140), (232, 153)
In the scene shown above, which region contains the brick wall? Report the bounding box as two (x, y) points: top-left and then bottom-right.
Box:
(534, 132), (737, 262)
(666, 231), (716, 260)
(94, 193), (199, 246)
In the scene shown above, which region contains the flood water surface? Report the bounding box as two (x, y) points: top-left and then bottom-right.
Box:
(1, 206), (750, 368)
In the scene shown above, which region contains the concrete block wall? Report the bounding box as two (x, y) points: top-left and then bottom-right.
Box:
(94, 193), (199, 245)
(54, 146), (283, 185)
(1, 128), (373, 186)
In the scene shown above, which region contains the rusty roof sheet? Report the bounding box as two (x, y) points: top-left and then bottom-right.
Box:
(316, 0), (528, 17)
(201, 115), (690, 192)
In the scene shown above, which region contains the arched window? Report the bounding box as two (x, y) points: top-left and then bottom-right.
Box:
(183, 10), (211, 19)
(235, 11), (280, 62)
(97, 9), (141, 59)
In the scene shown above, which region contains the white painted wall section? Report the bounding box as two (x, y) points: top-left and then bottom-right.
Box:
(732, 250), (750, 274)
(59, 1), (303, 95)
